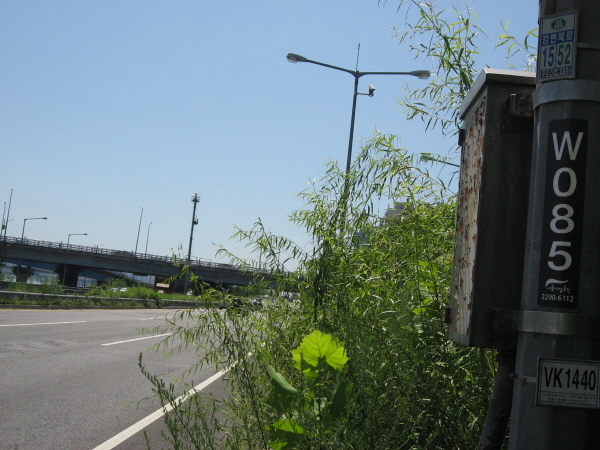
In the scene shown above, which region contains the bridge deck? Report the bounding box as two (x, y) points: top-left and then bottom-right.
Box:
(0, 236), (272, 287)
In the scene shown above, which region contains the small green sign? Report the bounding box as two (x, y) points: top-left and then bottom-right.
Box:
(537, 10), (577, 82)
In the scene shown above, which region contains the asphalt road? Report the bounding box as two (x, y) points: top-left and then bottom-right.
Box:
(0, 308), (228, 450)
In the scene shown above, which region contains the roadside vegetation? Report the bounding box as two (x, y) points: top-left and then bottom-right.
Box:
(0, 279), (204, 308)
(0, 278), (273, 309)
(144, 134), (493, 449)
(0, 295), (149, 308)
(139, 2), (538, 449)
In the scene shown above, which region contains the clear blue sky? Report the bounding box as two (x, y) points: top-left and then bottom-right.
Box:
(1, 1), (538, 267)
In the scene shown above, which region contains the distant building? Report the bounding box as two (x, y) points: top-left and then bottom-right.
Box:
(381, 201), (414, 226)
(383, 202), (406, 220)
(355, 201), (411, 247)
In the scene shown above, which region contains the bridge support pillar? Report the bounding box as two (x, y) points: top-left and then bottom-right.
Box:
(58, 264), (81, 287)
(13, 266), (35, 283)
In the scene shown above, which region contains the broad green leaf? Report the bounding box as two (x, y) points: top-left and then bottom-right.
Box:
(270, 418), (305, 434)
(268, 419), (305, 450)
(291, 330), (349, 371)
(267, 366), (299, 412)
(328, 378), (351, 420)
(267, 366), (298, 396)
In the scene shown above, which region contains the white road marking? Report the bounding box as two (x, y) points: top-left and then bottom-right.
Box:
(101, 333), (172, 346)
(0, 320), (87, 327)
(139, 312), (178, 320)
(91, 367), (230, 450)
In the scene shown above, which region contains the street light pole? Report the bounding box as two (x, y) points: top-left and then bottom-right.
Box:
(134, 207), (143, 256)
(1, 203), (6, 238)
(3, 189), (13, 240)
(145, 222), (152, 255)
(62, 233), (87, 287)
(183, 194), (200, 295)
(16, 217), (47, 279)
(286, 52), (429, 173)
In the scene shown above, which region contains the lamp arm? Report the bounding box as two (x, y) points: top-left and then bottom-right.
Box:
(304, 59), (358, 77)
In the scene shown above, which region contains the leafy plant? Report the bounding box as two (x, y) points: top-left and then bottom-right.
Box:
(392, 0), (483, 136)
(496, 20), (538, 71)
(138, 2), (537, 448)
(139, 135), (496, 449)
(267, 330), (351, 449)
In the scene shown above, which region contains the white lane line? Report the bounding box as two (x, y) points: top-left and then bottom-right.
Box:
(91, 367), (230, 450)
(101, 333), (173, 346)
(0, 320), (87, 327)
(139, 312), (178, 320)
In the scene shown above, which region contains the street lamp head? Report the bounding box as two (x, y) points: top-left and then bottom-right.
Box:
(410, 70), (431, 79)
(287, 53), (308, 63)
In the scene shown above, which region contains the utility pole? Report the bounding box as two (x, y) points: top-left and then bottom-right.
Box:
(509, 1), (600, 447)
(183, 193), (200, 295)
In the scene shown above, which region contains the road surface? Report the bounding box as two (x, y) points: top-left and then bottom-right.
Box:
(0, 308), (227, 449)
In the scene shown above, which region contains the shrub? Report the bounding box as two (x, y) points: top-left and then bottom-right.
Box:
(141, 136), (496, 449)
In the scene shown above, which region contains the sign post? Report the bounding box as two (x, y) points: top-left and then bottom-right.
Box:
(509, 1), (600, 447)
(537, 11), (578, 82)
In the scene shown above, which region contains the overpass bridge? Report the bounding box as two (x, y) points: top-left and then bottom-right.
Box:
(0, 236), (271, 291)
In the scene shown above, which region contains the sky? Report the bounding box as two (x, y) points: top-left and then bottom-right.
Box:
(0, 0), (539, 269)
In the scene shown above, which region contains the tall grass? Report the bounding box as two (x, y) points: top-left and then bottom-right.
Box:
(142, 135), (497, 449)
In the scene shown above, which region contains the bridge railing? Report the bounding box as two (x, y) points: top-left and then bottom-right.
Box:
(1, 235), (276, 277)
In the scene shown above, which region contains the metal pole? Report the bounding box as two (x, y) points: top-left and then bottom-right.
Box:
(145, 222), (152, 255)
(16, 219), (27, 278)
(1, 203), (6, 238)
(183, 194), (200, 294)
(4, 189), (12, 239)
(509, 1), (600, 448)
(345, 75), (359, 174)
(286, 52), (429, 173)
(477, 351), (516, 450)
(134, 207), (143, 256)
(16, 217), (47, 280)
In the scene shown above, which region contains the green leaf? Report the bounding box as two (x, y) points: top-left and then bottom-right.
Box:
(291, 330), (349, 371)
(267, 366), (299, 396)
(328, 377), (351, 420)
(268, 419), (305, 450)
(270, 418), (305, 434)
(267, 366), (299, 412)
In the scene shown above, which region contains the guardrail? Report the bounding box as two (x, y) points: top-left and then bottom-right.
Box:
(0, 235), (275, 277)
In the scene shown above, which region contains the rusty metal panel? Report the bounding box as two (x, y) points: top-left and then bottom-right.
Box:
(447, 69), (535, 349)
(450, 94), (486, 340)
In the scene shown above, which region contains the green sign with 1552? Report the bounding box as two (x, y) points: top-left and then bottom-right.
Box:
(537, 11), (578, 82)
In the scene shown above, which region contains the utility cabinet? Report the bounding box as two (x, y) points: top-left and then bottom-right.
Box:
(446, 69), (536, 350)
